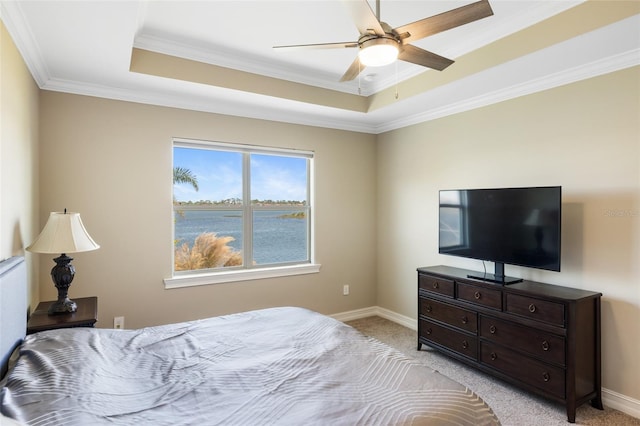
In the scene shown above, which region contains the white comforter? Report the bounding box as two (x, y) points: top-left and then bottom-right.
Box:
(2, 307), (499, 425)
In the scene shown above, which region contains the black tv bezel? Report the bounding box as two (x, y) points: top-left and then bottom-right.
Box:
(438, 186), (562, 285)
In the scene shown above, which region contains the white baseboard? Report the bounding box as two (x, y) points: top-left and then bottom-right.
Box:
(330, 305), (416, 328)
(602, 388), (640, 419)
(329, 306), (379, 322)
(372, 306), (417, 330)
(329, 306), (418, 330)
(332, 305), (640, 420)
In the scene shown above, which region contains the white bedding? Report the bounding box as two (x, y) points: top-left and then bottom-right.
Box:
(1, 307), (500, 425)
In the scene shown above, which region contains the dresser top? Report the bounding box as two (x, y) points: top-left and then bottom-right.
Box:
(418, 265), (602, 301)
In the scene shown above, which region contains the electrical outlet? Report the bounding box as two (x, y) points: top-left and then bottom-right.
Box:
(114, 316), (125, 329)
(343, 285), (350, 296)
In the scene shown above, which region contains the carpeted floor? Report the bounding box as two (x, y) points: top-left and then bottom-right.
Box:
(346, 316), (639, 426)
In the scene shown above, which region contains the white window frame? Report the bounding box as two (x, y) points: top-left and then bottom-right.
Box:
(165, 138), (320, 289)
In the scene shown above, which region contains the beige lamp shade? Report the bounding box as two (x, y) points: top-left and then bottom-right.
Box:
(27, 211), (100, 254)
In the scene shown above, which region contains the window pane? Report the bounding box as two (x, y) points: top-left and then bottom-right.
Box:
(174, 210), (244, 271)
(250, 154), (307, 205)
(253, 210), (308, 265)
(173, 147), (245, 272)
(174, 147), (242, 204)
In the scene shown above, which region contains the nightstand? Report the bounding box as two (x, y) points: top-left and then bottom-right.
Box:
(27, 296), (98, 334)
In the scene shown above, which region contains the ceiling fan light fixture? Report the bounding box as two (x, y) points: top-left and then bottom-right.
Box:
(358, 37), (399, 67)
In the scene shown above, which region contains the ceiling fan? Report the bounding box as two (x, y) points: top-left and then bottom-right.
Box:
(274, 0), (494, 82)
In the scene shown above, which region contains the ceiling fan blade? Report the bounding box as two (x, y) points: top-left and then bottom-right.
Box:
(342, 0), (385, 36)
(274, 41), (358, 50)
(398, 44), (454, 71)
(339, 56), (364, 82)
(394, 0), (494, 44)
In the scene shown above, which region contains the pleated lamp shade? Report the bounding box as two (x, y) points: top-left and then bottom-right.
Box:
(27, 211), (100, 254)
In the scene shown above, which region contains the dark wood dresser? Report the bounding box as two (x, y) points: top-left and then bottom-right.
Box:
(417, 266), (602, 423)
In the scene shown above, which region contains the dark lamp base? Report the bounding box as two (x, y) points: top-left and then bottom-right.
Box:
(47, 253), (78, 316)
(48, 298), (77, 315)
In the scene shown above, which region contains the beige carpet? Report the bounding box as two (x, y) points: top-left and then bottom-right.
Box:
(346, 316), (639, 426)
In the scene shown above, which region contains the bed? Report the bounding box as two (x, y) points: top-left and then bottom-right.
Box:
(1, 257), (500, 425)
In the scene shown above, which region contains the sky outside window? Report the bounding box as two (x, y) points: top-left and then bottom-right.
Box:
(174, 147), (307, 203)
(250, 153), (307, 203)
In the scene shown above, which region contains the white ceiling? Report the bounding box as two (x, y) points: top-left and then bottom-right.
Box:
(1, 1), (639, 133)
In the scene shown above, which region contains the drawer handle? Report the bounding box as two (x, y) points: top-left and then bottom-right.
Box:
(542, 340), (550, 351)
(489, 325), (496, 334)
(542, 372), (550, 382)
(433, 282), (439, 289)
(426, 328), (432, 335)
(462, 340), (469, 349)
(490, 352), (497, 361)
(425, 305), (432, 313)
(474, 291), (481, 300)
(461, 316), (468, 324)
(529, 303), (537, 313)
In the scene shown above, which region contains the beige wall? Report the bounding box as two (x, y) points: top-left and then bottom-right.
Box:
(38, 92), (378, 328)
(377, 66), (640, 400)
(0, 22), (40, 309)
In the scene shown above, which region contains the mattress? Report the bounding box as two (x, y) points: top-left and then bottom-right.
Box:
(1, 307), (500, 425)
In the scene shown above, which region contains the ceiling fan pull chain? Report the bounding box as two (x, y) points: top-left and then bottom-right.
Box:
(358, 61), (362, 95)
(395, 60), (399, 100)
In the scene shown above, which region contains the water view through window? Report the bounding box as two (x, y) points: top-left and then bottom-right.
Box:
(173, 142), (311, 272)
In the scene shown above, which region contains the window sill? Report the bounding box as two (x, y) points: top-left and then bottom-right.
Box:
(164, 263), (322, 289)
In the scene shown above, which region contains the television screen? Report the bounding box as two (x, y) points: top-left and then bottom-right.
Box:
(439, 186), (561, 281)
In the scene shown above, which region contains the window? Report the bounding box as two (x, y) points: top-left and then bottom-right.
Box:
(167, 139), (317, 288)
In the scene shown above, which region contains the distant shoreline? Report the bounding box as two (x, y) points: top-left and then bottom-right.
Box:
(278, 212), (305, 219)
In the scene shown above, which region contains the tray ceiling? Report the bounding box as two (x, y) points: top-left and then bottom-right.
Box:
(2, 1), (638, 133)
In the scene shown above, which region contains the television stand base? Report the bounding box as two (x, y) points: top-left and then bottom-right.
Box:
(467, 274), (523, 284)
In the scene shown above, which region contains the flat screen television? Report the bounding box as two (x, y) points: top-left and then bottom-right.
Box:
(439, 186), (561, 284)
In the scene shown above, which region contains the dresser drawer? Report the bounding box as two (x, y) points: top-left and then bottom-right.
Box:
(420, 319), (477, 360)
(458, 282), (502, 310)
(419, 274), (454, 298)
(506, 294), (565, 327)
(480, 316), (565, 366)
(480, 342), (565, 399)
(420, 298), (478, 333)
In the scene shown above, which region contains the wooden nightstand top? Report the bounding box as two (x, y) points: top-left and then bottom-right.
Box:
(27, 296), (98, 334)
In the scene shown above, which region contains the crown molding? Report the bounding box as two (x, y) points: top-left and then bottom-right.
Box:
(40, 76), (375, 133)
(0, 1), (50, 87)
(375, 48), (640, 134)
(6, 0), (638, 135)
(375, 12), (640, 133)
(41, 42), (637, 136)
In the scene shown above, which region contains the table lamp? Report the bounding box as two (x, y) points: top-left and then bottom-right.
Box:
(27, 209), (100, 315)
